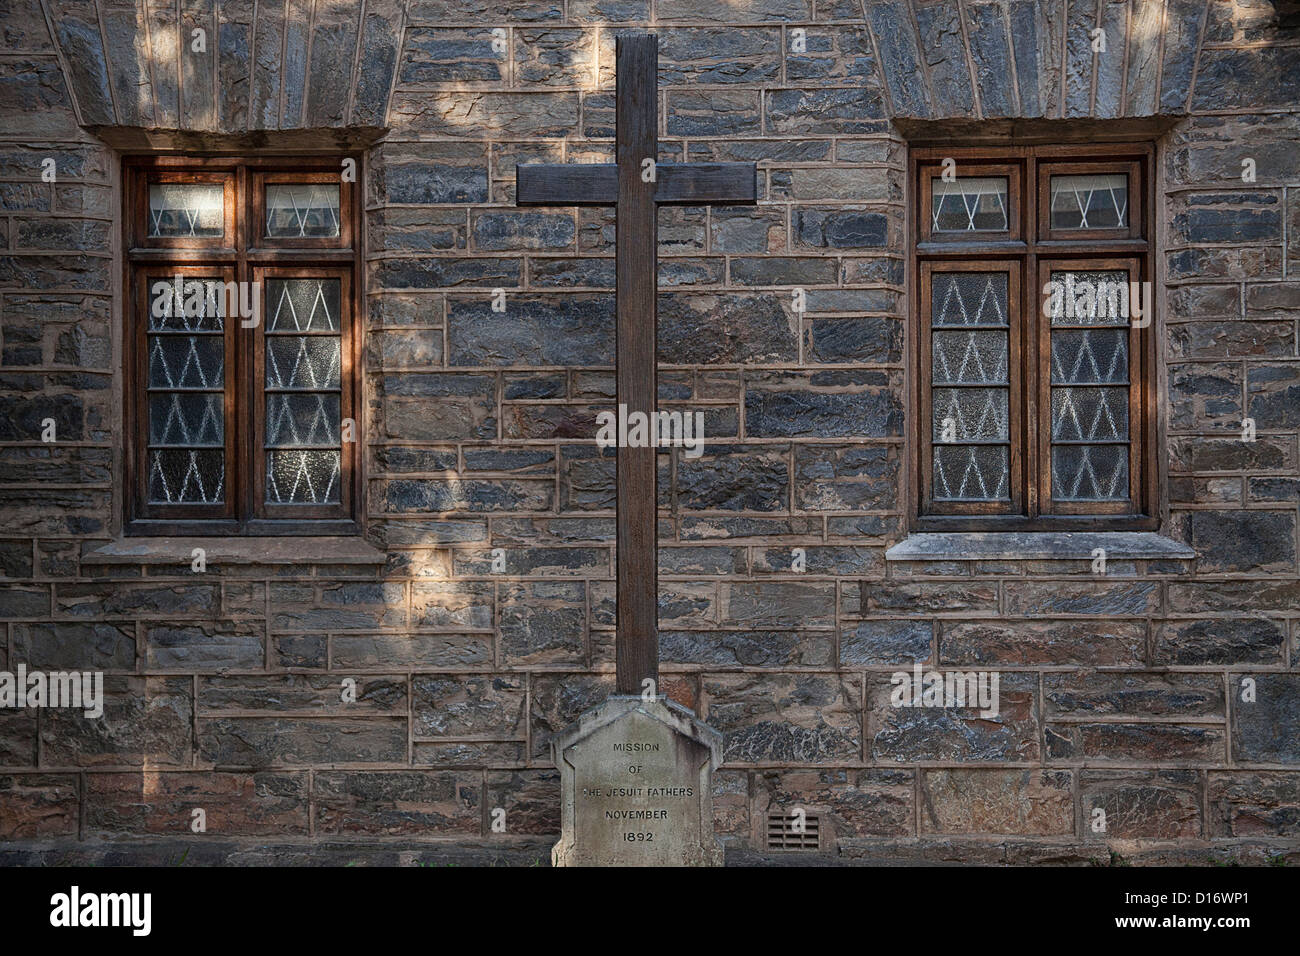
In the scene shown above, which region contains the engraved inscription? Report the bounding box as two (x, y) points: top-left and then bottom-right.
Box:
(552, 698), (723, 866)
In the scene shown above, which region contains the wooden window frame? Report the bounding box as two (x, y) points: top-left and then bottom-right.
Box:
(254, 265), (354, 522)
(1037, 159), (1142, 242)
(135, 171), (234, 249)
(909, 143), (1157, 533)
(132, 264), (238, 523)
(919, 161), (1022, 243)
(1038, 256), (1145, 517)
(253, 170), (353, 250)
(919, 259), (1024, 517)
(123, 155), (362, 536)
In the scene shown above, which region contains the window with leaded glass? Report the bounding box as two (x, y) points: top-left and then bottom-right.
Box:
(912, 145), (1154, 529)
(124, 157), (359, 534)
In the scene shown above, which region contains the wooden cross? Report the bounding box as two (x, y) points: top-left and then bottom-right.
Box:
(516, 34), (757, 696)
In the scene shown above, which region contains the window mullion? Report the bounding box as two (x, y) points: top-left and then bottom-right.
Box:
(1025, 251), (1041, 520)
(235, 161), (252, 529)
(237, 260), (254, 527)
(1024, 153), (1039, 520)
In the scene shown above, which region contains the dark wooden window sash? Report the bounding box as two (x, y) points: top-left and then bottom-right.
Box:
(123, 156), (362, 536)
(910, 143), (1156, 532)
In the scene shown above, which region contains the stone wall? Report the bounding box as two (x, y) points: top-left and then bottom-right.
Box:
(0, 0), (1297, 863)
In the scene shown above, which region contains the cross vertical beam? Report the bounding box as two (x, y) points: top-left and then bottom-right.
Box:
(614, 34), (658, 695)
(514, 33), (755, 701)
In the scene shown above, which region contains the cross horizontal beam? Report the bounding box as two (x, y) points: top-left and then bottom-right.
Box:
(516, 162), (757, 207)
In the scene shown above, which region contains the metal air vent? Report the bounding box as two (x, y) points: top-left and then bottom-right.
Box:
(766, 810), (821, 850)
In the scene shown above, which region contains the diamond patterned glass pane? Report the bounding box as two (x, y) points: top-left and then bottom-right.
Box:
(145, 270), (227, 506)
(148, 183), (224, 238)
(148, 335), (224, 388)
(932, 272), (1009, 327)
(1052, 444), (1128, 500)
(265, 336), (341, 389)
(1051, 329), (1128, 384)
(267, 450), (341, 504)
(148, 449), (224, 503)
(265, 183), (340, 238)
(147, 277), (227, 331)
(1046, 270), (1131, 326)
(267, 393), (341, 446)
(932, 330), (1008, 384)
(932, 388), (1009, 442)
(149, 393), (224, 446)
(933, 445), (1009, 501)
(266, 278), (341, 331)
(932, 177), (1008, 232)
(1050, 174), (1128, 230)
(1051, 387), (1129, 442)
(263, 275), (344, 506)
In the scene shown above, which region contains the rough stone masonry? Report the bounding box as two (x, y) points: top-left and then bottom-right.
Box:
(0, 0), (1298, 865)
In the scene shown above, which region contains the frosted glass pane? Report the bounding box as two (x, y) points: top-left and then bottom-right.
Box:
(1053, 444), (1128, 500)
(267, 449), (341, 503)
(1051, 329), (1128, 384)
(932, 177), (1008, 232)
(266, 393), (340, 447)
(1050, 174), (1127, 230)
(933, 444), (1009, 501)
(932, 272), (1009, 327)
(148, 449), (224, 503)
(932, 330), (1008, 385)
(149, 392), (224, 446)
(932, 387), (1009, 442)
(1051, 387), (1128, 442)
(265, 336), (341, 389)
(265, 183), (340, 238)
(148, 335), (224, 388)
(266, 278), (341, 331)
(146, 277), (227, 331)
(148, 183), (224, 237)
(1046, 270), (1131, 326)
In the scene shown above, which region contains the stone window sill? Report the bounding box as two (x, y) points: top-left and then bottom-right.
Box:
(884, 531), (1195, 562)
(83, 536), (386, 566)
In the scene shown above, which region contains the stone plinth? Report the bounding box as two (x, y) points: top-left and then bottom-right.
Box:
(551, 696), (724, 867)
